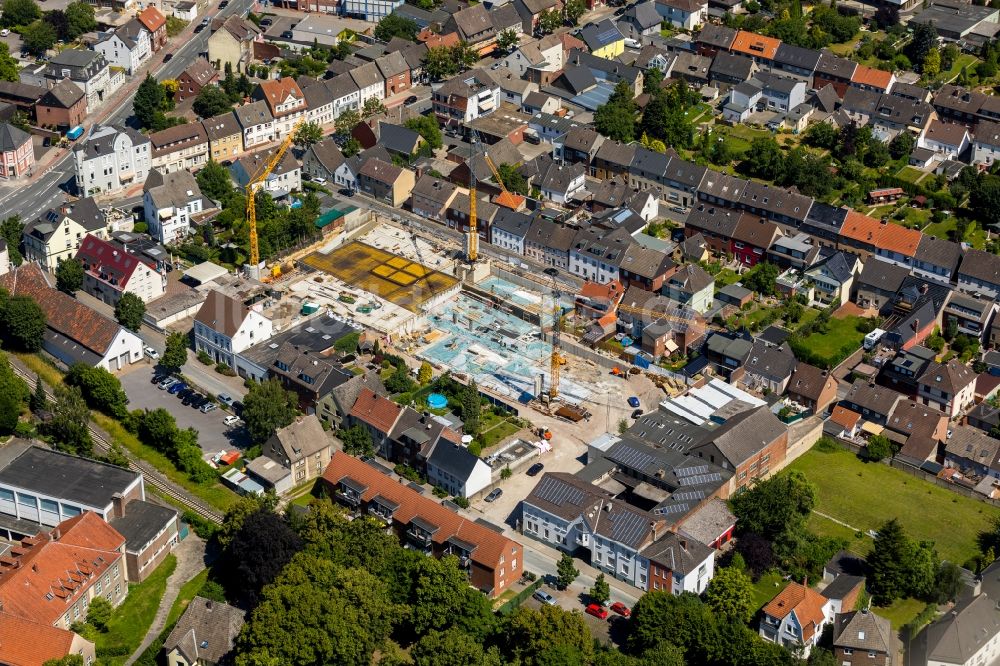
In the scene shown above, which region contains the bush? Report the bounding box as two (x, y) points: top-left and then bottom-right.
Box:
(215, 362), (236, 376)
(197, 350), (213, 365)
(132, 221), (148, 233)
(453, 496), (470, 508)
(183, 510), (219, 539)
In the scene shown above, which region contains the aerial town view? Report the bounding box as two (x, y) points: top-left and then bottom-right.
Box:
(1, 0), (1000, 661)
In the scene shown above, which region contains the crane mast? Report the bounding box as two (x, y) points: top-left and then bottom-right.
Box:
(246, 118), (305, 275)
(465, 131), (480, 263)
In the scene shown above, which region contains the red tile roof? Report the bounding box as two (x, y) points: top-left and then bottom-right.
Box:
(137, 6), (166, 32)
(839, 210), (883, 246)
(829, 405), (861, 430)
(322, 452), (520, 571)
(419, 29), (460, 48)
(763, 582), (829, 641)
(850, 64), (893, 90)
(0, 613), (82, 666)
(75, 233), (151, 289)
(579, 279), (623, 301)
(874, 224), (921, 258)
(730, 30), (780, 60)
(256, 77), (304, 117)
(494, 190), (526, 210)
(0, 263), (124, 357)
(350, 387), (402, 435)
(0, 513), (125, 627)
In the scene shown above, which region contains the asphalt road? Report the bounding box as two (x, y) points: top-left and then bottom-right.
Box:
(0, 0), (256, 221)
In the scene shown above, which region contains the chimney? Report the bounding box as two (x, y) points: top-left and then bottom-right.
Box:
(112, 493), (126, 519)
(679, 538), (688, 552)
(51, 527), (60, 541)
(206, 599), (214, 609)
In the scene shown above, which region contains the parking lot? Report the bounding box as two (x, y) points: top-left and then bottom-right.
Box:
(119, 363), (249, 458)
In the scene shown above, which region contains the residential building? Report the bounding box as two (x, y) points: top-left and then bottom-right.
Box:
(163, 597), (244, 666)
(446, 4), (498, 54)
(35, 79), (87, 131)
(642, 531), (716, 594)
(689, 406), (787, 493)
(433, 71), (501, 129)
(176, 59), (219, 102)
(832, 610), (893, 666)
(0, 613), (95, 666)
(22, 198), (107, 270)
(410, 174), (459, 221)
(787, 363), (838, 413)
(137, 7), (167, 51)
(253, 77), (307, 139)
(149, 122), (209, 174)
(917, 358), (977, 419)
(40, 50), (119, 112)
(143, 170), (210, 245)
(302, 81), (335, 129)
(202, 112), (243, 163)
(913, 234), (961, 283)
(944, 425), (1000, 480)
(349, 387), (403, 454)
(621, 1), (664, 37)
(813, 51), (857, 98)
(912, 594), (1000, 666)
(73, 125), (151, 196)
(75, 233), (165, 305)
(194, 290), (274, 368)
(302, 138), (345, 182)
(229, 148), (301, 199)
(579, 19), (625, 59)
(269, 344), (351, 414)
(262, 415), (334, 486)
(0, 264), (144, 371)
(655, 0), (707, 30)
(973, 119), (1000, 166)
(108, 500), (179, 582)
(759, 582), (834, 657)
(730, 214), (782, 267)
(425, 440), (492, 498)
(514, 0), (563, 34)
(805, 251), (860, 305)
(664, 264), (714, 313)
(349, 61), (385, 108)
(853, 259), (909, 314)
(324, 451), (523, 597)
(0, 512), (128, 630)
(0, 123), (33, 179)
(919, 119), (971, 160)
(490, 209), (532, 253)
(957, 249), (1000, 299)
(95, 18), (151, 75)
(356, 157), (415, 207)
(375, 51), (411, 97)
(944, 293), (997, 342)
(233, 100), (275, 149)
(841, 380), (904, 426)
(341, 0), (405, 21)
(207, 16), (260, 74)
(743, 341), (797, 394)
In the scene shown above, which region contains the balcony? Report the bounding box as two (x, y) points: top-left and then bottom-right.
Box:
(334, 489), (360, 507)
(406, 529), (432, 547)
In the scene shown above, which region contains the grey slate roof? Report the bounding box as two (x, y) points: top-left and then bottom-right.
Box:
(856, 258), (909, 292)
(426, 440), (483, 483)
(163, 597), (244, 666)
(808, 251), (856, 284)
(266, 415), (330, 464)
(959, 248), (1000, 286)
(844, 379), (904, 417)
(378, 122), (421, 155)
(233, 100), (273, 128)
(201, 112), (240, 141)
(0, 445), (139, 510)
(915, 234), (961, 272)
(39, 78), (85, 109)
(773, 42), (821, 71)
(695, 406), (786, 468)
(109, 500), (177, 553)
(833, 610), (893, 654)
(0, 123), (30, 151)
(640, 531), (713, 574)
(745, 340), (797, 383)
(921, 594), (1000, 665)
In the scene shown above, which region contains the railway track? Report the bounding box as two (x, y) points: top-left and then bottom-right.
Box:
(11, 364), (224, 524)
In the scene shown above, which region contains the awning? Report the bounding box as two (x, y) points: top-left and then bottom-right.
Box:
(860, 421), (884, 436)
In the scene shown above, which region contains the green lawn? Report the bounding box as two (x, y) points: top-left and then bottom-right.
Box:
(875, 597), (929, 631)
(98, 555), (177, 665)
(479, 418), (521, 450)
(714, 268), (743, 288)
(933, 54), (978, 85)
(787, 444), (1000, 564)
(751, 571), (789, 612)
(791, 315), (868, 368)
(923, 217), (988, 249)
(895, 166), (928, 184)
(166, 569), (209, 627)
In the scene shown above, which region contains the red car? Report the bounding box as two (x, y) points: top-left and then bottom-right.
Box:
(610, 602), (631, 618)
(585, 603), (609, 620)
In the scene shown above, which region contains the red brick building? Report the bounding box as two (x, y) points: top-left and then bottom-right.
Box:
(176, 58), (220, 102)
(690, 406), (788, 496)
(323, 452), (523, 598)
(730, 214), (781, 268)
(36, 79), (86, 131)
(137, 7), (167, 51)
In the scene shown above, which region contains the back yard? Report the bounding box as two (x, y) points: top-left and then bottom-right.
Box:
(788, 314), (869, 369)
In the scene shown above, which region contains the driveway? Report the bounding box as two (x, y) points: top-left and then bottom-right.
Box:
(119, 363), (249, 458)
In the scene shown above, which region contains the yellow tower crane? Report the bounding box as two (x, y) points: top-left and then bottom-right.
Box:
(246, 118), (306, 275)
(465, 131), (481, 263)
(549, 282), (565, 400)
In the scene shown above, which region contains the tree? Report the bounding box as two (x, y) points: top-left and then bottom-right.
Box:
(114, 292), (145, 332)
(384, 363), (415, 394)
(55, 258), (83, 294)
(66, 363), (128, 419)
(334, 109), (360, 138)
(42, 657), (84, 666)
(422, 44), (461, 80)
(865, 434), (893, 461)
(627, 591), (717, 659)
(971, 173), (1000, 229)
(0, 0), (40, 27)
(412, 629), (496, 666)
(373, 14), (418, 42)
(293, 121), (324, 148)
(905, 22), (937, 69)
(503, 604), (594, 665)
(242, 378), (297, 444)
(889, 131), (916, 159)
(935, 561), (964, 603)
(556, 553), (578, 590)
(496, 163), (528, 195)
(342, 138), (361, 157)
(196, 159), (233, 201)
(537, 9), (562, 33)
(804, 121), (839, 150)
(86, 596), (112, 631)
(192, 84), (233, 119)
(29, 373), (47, 413)
(590, 573), (610, 605)
(223, 509), (304, 607)
(594, 81), (637, 142)
(0, 43), (19, 83)
(741, 137), (785, 181)
(2, 295), (46, 351)
(161, 331), (188, 371)
(64, 1), (95, 38)
(496, 28), (519, 52)
(42, 386), (92, 456)
(21, 20), (56, 56)
(563, 0), (586, 24)
(922, 47), (941, 78)
(0, 391), (17, 435)
(0, 215), (23, 265)
(461, 379), (481, 437)
(418, 361), (433, 384)
(742, 262), (780, 297)
(134, 74), (166, 130)
(340, 424), (374, 457)
(729, 471), (815, 540)
(362, 96), (386, 118)
(404, 115), (442, 150)
(868, 518), (917, 604)
(705, 565), (754, 623)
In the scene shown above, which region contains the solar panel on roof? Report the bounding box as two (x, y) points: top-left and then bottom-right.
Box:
(609, 510), (649, 545)
(597, 28), (619, 43)
(609, 445), (656, 471)
(672, 490), (706, 501)
(679, 472), (723, 486)
(676, 464), (709, 477)
(653, 503), (689, 515)
(535, 476), (586, 507)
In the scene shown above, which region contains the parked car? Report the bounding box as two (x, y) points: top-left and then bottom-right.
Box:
(144, 346), (159, 360)
(404, 95), (419, 105)
(585, 603), (609, 619)
(627, 396), (640, 408)
(280, 30), (293, 38)
(533, 590), (557, 605)
(224, 415), (241, 427)
(526, 462), (544, 476)
(163, 52), (173, 62)
(484, 488), (503, 502)
(260, 17), (272, 26)
(217, 393), (234, 407)
(543, 267), (558, 276)
(168, 382), (187, 395)
(610, 602), (631, 618)
(158, 377), (178, 390)
(0, 29), (10, 36)
(200, 402), (217, 414)
(624, 37), (641, 48)
(631, 408), (644, 419)
(219, 0), (229, 7)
